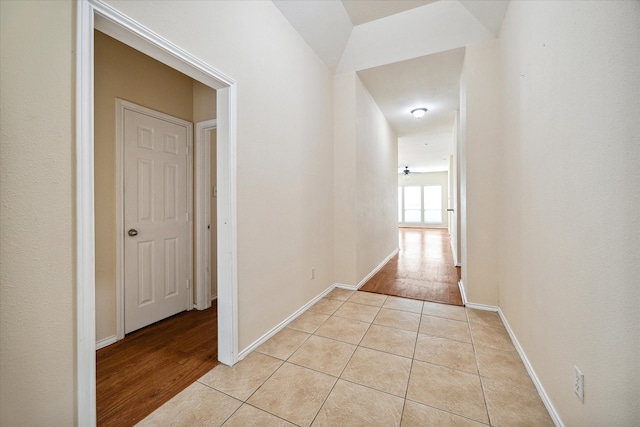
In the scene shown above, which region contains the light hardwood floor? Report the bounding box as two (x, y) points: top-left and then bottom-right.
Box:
(96, 303), (218, 426)
(361, 228), (463, 305)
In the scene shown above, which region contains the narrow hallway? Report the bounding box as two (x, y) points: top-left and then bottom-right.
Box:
(360, 228), (462, 305)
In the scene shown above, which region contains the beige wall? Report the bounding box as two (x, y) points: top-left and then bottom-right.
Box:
(399, 171), (450, 229)
(0, 1), (76, 425)
(334, 74), (398, 286)
(459, 39), (500, 306)
(101, 0), (336, 351)
(94, 31), (195, 342)
(355, 77), (399, 282)
(333, 73), (358, 285)
(496, 1), (640, 424)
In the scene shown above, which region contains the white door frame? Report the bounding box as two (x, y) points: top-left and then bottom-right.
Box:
(116, 99), (195, 338)
(76, 1), (238, 424)
(195, 119), (217, 310)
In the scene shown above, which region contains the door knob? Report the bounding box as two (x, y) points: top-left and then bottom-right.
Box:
(128, 229), (138, 237)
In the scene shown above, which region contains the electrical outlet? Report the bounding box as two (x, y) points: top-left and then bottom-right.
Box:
(311, 268), (315, 280)
(574, 366), (584, 402)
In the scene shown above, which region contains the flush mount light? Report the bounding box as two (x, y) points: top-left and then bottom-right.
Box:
(411, 108), (428, 119)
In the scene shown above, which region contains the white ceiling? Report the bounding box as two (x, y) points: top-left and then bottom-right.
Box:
(342, 0), (438, 26)
(272, 0), (509, 173)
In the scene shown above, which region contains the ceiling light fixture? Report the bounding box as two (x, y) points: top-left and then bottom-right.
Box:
(411, 108), (428, 119)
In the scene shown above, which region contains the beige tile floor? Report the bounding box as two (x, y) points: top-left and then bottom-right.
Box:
(137, 290), (554, 427)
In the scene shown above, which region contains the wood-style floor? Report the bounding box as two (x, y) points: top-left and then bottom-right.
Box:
(96, 303), (218, 426)
(360, 228), (463, 305)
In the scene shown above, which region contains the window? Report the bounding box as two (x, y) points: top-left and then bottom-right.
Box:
(398, 185), (443, 225)
(423, 186), (442, 223)
(403, 186), (422, 223)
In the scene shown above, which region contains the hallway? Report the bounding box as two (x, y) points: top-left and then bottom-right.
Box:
(361, 228), (463, 305)
(138, 290), (553, 426)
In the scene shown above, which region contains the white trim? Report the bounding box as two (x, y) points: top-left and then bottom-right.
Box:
(115, 99), (194, 337)
(498, 309), (564, 427)
(78, 1), (239, 424)
(237, 285), (335, 360)
(93, 3), (232, 90)
(76, 1), (96, 424)
(464, 301), (498, 312)
(449, 236), (460, 267)
(96, 336), (117, 350)
(334, 283), (358, 291)
(195, 119), (217, 310)
(356, 248), (399, 289)
(215, 84), (239, 366)
(458, 280), (467, 305)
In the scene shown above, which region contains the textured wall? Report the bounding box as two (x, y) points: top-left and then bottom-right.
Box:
(0, 1), (76, 424)
(333, 73), (398, 287)
(459, 39), (501, 305)
(497, 1), (640, 424)
(355, 77), (399, 283)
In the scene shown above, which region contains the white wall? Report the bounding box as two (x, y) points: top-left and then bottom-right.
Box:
(496, 1), (640, 424)
(459, 39), (501, 306)
(0, 1), (76, 425)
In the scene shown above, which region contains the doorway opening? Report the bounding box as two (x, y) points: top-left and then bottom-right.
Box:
(76, 1), (238, 424)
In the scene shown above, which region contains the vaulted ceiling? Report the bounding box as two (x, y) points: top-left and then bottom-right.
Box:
(273, 0), (509, 173)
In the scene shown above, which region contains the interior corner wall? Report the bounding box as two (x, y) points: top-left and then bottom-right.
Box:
(459, 40), (500, 306)
(0, 1), (76, 425)
(102, 0), (336, 352)
(354, 76), (399, 283)
(94, 30), (194, 342)
(496, 1), (640, 424)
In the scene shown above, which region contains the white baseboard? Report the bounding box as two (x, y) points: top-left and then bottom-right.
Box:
(356, 247), (399, 289)
(237, 285), (334, 360)
(96, 335), (117, 350)
(497, 309), (564, 427)
(211, 295), (218, 301)
(462, 301), (561, 426)
(334, 283), (358, 291)
(458, 280), (468, 306)
(465, 301), (499, 312)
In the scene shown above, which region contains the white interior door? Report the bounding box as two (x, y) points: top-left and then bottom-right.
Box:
(123, 107), (190, 334)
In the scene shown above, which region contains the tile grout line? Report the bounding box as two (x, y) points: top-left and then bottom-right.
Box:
(467, 307), (494, 426)
(306, 296), (381, 427)
(399, 302), (426, 426)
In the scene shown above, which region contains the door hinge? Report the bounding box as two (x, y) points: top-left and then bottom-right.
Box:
(186, 145), (190, 155)
(186, 279), (190, 289)
(186, 212), (190, 222)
